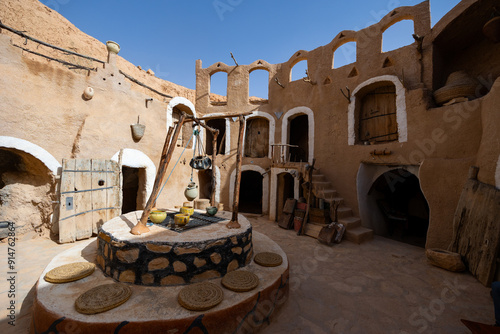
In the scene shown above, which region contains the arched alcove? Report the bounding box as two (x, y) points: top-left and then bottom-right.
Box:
(269, 168), (300, 221)
(276, 172), (295, 221)
(290, 59), (308, 82)
(333, 41), (357, 69)
(281, 107), (315, 163)
(357, 164), (429, 247)
(205, 118), (226, 155)
(229, 165), (269, 214)
(210, 71), (228, 105)
(244, 117), (269, 158)
(249, 69), (269, 101)
(244, 112), (275, 159)
(166, 97), (197, 150)
(382, 19), (415, 52)
(239, 171), (263, 214)
(202, 113), (231, 156)
(197, 166), (221, 204)
(111, 149), (155, 211)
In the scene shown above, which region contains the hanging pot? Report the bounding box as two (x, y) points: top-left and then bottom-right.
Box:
(483, 16), (500, 43)
(189, 156), (212, 170)
(131, 116), (145, 141)
(184, 182), (199, 201)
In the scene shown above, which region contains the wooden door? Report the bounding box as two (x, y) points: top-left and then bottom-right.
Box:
(59, 159), (120, 243)
(359, 85), (398, 143)
(245, 118), (269, 158)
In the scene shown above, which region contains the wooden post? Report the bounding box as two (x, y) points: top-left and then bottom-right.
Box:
(210, 129), (219, 207)
(298, 158), (316, 235)
(227, 115), (245, 229)
(131, 114), (185, 235)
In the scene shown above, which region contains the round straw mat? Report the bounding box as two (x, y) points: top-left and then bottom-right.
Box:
(178, 282), (223, 311)
(254, 252), (283, 267)
(221, 270), (259, 292)
(44, 262), (95, 283)
(75, 283), (132, 315)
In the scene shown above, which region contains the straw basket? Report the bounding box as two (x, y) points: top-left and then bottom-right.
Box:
(433, 71), (480, 105)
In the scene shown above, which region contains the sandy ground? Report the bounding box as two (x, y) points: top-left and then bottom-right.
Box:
(0, 214), (493, 334)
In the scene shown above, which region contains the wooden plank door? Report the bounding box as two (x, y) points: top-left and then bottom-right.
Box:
(244, 117), (269, 158)
(58, 159), (120, 243)
(359, 85), (398, 143)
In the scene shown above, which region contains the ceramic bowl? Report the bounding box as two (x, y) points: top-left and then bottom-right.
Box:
(206, 206), (218, 216)
(174, 213), (190, 226)
(149, 210), (166, 224)
(180, 206), (194, 216)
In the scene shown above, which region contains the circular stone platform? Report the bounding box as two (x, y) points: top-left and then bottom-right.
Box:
(97, 210), (253, 285)
(31, 214), (289, 334)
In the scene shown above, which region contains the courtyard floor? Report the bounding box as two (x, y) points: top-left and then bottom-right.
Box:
(0, 214), (493, 334)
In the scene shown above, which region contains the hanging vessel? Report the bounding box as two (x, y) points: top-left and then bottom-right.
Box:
(189, 156), (212, 170)
(131, 116), (145, 141)
(184, 182), (198, 201)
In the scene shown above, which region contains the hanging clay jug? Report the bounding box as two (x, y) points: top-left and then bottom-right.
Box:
(184, 182), (198, 201)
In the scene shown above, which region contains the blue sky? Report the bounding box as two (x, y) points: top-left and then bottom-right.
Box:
(43, 0), (461, 98)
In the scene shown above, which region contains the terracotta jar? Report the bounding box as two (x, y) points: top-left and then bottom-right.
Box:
(184, 182), (198, 201)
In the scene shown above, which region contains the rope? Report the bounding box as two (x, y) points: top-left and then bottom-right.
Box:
(154, 129), (195, 204)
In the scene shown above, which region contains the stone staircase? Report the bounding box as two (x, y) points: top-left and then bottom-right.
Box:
(307, 172), (373, 244)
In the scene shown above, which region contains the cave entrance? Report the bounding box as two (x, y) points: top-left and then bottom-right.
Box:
(368, 169), (429, 247)
(239, 171), (263, 214)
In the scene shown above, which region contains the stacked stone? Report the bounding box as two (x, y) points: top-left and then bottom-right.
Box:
(96, 228), (253, 286)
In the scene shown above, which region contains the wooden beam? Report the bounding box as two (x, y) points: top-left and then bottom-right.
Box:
(227, 115), (246, 229)
(298, 158), (316, 236)
(198, 112), (253, 121)
(131, 115), (185, 235)
(210, 129), (219, 207)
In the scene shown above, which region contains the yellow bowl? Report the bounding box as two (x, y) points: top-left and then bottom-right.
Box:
(180, 206), (194, 216)
(149, 210), (167, 224)
(174, 213), (190, 226)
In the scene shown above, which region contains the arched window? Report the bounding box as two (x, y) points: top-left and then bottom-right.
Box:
(333, 42), (357, 69)
(210, 71), (228, 105)
(382, 19), (415, 52)
(249, 69), (269, 101)
(290, 59), (308, 82)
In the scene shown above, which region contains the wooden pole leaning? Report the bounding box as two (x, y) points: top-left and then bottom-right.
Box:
(210, 129), (219, 207)
(131, 114), (186, 235)
(298, 158), (316, 236)
(227, 115), (246, 229)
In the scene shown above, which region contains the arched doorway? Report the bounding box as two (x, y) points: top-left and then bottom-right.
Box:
(245, 117), (269, 158)
(368, 169), (429, 247)
(122, 166), (147, 214)
(289, 115), (308, 162)
(239, 171), (263, 214)
(205, 118), (226, 155)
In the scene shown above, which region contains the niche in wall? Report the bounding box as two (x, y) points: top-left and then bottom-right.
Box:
(244, 117), (269, 158)
(288, 114), (309, 162)
(206, 118), (226, 155)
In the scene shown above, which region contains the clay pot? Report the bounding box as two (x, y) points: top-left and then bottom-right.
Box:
(106, 41), (120, 54)
(206, 206), (218, 216)
(149, 210), (166, 224)
(180, 206), (194, 217)
(483, 16), (500, 43)
(174, 213), (190, 226)
(131, 123), (145, 141)
(184, 182), (198, 201)
(425, 248), (465, 272)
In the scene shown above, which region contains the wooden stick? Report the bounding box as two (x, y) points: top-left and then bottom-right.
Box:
(298, 158), (316, 235)
(210, 130), (219, 206)
(198, 112), (253, 121)
(131, 115), (185, 235)
(227, 115), (246, 229)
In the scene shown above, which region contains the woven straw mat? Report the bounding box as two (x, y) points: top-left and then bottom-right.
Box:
(44, 262), (95, 283)
(254, 252), (283, 267)
(221, 270), (259, 292)
(178, 282), (223, 311)
(75, 283), (132, 315)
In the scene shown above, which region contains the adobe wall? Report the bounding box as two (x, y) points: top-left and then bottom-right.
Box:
(0, 0), (203, 236)
(196, 0), (500, 249)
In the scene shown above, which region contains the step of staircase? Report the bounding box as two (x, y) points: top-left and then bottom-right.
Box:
(345, 227), (374, 244)
(338, 216), (361, 230)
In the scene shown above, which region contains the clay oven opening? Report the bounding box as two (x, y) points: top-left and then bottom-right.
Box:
(289, 114), (309, 162)
(121, 166), (146, 214)
(356, 82), (398, 144)
(245, 117), (269, 158)
(368, 169), (429, 247)
(0, 148), (54, 237)
(198, 168), (213, 200)
(205, 118), (226, 155)
(239, 170), (263, 214)
(276, 172), (295, 221)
